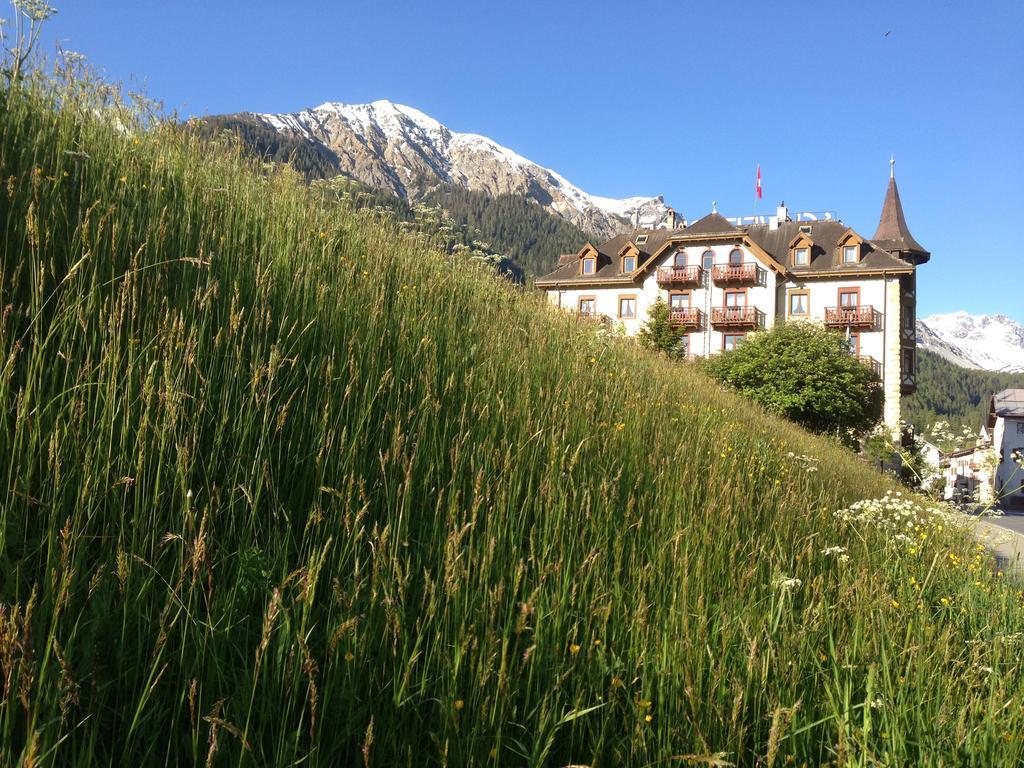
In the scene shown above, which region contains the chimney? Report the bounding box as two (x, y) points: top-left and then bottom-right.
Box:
(665, 207), (676, 229)
(632, 208), (640, 229)
(776, 201), (788, 222)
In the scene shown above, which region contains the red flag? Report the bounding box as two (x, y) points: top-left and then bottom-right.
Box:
(756, 165), (762, 200)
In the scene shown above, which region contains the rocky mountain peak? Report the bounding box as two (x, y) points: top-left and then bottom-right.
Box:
(917, 312), (1024, 373)
(244, 100), (675, 239)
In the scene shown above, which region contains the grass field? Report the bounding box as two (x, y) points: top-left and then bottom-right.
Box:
(2, 79), (1024, 766)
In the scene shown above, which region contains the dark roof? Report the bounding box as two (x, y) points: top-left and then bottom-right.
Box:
(535, 228), (675, 284)
(992, 389), (1024, 418)
(872, 176), (929, 257)
(746, 219), (911, 274)
(681, 212), (739, 236)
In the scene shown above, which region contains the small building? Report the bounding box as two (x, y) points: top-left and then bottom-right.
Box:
(988, 389), (1024, 509)
(942, 443), (994, 506)
(536, 165), (928, 428)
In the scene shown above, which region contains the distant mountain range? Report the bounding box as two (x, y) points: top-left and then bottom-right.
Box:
(917, 312), (1024, 373)
(216, 99), (674, 239)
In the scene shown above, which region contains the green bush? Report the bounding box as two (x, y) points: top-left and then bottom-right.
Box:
(704, 322), (883, 444)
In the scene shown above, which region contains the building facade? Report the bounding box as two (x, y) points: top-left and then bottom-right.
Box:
(988, 389), (1024, 508)
(536, 169), (930, 428)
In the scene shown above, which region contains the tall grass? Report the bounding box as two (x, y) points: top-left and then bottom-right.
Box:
(1, 80), (1023, 766)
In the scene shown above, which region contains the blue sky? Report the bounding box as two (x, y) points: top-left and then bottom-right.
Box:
(31, 0), (1023, 319)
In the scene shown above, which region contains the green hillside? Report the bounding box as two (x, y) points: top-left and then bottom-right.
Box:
(904, 349), (1024, 438)
(4, 82), (1024, 766)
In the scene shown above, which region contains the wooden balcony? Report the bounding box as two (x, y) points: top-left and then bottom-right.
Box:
(668, 307), (703, 330)
(711, 264), (760, 286)
(858, 355), (881, 377)
(656, 265), (703, 287)
(825, 305), (878, 330)
(710, 306), (762, 329)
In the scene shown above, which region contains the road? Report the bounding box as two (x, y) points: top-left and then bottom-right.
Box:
(971, 512), (1024, 575)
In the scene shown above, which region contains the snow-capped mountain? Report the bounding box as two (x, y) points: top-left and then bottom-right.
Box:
(917, 312), (1024, 373)
(246, 99), (674, 238)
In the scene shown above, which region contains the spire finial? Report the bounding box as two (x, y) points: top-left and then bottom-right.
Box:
(890, 155), (895, 179)
(712, 200), (717, 213)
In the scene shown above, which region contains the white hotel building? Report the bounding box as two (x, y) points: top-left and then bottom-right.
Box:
(536, 169), (930, 428)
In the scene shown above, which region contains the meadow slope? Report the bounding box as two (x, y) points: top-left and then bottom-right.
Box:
(2, 85), (1024, 766)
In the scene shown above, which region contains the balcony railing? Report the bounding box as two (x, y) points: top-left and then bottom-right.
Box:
(825, 305), (878, 329)
(710, 306), (762, 328)
(668, 307), (703, 329)
(858, 355), (881, 377)
(711, 264), (761, 285)
(656, 265), (703, 287)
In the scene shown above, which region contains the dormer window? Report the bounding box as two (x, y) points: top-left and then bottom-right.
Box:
(582, 257), (596, 275)
(799, 225), (812, 234)
(789, 231), (814, 268)
(622, 255), (636, 273)
(635, 235), (648, 245)
(836, 229), (865, 265)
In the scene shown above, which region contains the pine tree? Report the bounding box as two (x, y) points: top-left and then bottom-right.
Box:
(638, 298), (687, 358)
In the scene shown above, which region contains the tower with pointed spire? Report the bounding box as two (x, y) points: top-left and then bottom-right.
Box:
(872, 158), (930, 265)
(871, 159), (928, 413)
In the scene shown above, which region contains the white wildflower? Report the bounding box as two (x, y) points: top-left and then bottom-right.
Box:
(774, 576), (802, 591)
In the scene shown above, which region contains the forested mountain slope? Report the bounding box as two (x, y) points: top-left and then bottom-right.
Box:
(904, 348), (1024, 435)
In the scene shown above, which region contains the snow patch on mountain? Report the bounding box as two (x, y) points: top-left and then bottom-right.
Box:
(917, 312), (1024, 373)
(248, 99), (674, 237)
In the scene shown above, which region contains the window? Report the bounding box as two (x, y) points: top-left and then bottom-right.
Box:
(846, 332), (860, 355)
(838, 289), (859, 307)
(794, 247), (809, 266)
(724, 290), (746, 308)
(578, 296), (595, 316)
(729, 248), (743, 265)
(843, 245), (858, 264)
(723, 333), (745, 351)
(1017, 422), (1024, 435)
(902, 348), (915, 376)
(680, 334), (690, 356)
(635, 234), (648, 245)
(622, 255), (636, 273)
(582, 257), (595, 275)
(702, 250), (715, 270)
(903, 305), (915, 331)
(788, 290), (809, 316)
(618, 295), (637, 319)
(669, 292), (690, 308)
(673, 249), (687, 267)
